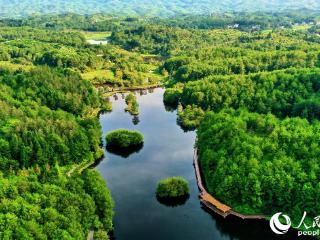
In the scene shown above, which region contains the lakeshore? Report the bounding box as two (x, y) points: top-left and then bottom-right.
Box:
(193, 148), (266, 220)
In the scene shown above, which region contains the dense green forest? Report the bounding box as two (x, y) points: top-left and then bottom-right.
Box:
(198, 109), (320, 221)
(0, 65), (114, 238)
(1, 9), (320, 238)
(0, 169), (113, 239)
(0, 25), (119, 239)
(0, 0), (320, 18)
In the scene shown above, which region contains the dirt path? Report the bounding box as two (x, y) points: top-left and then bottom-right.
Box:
(87, 230), (94, 240)
(66, 166), (77, 177)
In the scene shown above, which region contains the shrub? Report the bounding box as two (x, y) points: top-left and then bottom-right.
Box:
(156, 177), (189, 198)
(125, 93), (139, 115)
(177, 104), (205, 130)
(163, 88), (182, 106)
(106, 129), (144, 149)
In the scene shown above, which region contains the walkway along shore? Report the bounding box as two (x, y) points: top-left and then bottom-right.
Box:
(193, 148), (267, 220)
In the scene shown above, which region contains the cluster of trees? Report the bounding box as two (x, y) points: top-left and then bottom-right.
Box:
(0, 27), (86, 46)
(156, 10), (320, 30)
(0, 67), (105, 170)
(110, 25), (220, 56)
(4, 11), (318, 33)
(125, 93), (139, 115)
(165, 68), (320, 121)
(0, 168), (113, 239)
(0, 26), (164, 89)
(154, 24), (320, 137)
(197, 109), (320, 221)
(156, 177), (189, 199)
(111, 21), (320, 57)
(0, 63), (114, 238)
(106, 129), (144, 149)
(163, 50), (319, 82)
(0, 14), (124, 32)
(0, 27), (101, 71)
(94, 46), (162, 87)
(177, 105), (205, 130)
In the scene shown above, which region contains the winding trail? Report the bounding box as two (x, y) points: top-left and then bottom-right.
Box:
(193, 148), (267, 220)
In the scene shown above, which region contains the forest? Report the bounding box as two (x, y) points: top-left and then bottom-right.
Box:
(198, 110), (320, 221)
(0, 26), (117, 238)
(0, 0), (320, 18)
(0, 66), (115, 238)
(0, 9), (320, 238)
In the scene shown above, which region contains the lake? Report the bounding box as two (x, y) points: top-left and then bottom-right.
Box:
(96, 88), (300, 240)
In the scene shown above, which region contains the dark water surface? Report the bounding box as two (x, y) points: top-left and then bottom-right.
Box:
(96, 88), (299, 240)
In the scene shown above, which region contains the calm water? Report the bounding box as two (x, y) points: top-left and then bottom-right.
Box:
(96, 88), (300, 240)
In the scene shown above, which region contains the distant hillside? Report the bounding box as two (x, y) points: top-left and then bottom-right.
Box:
(0, 0), (320, 18)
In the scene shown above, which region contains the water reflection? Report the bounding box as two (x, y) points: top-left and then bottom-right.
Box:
(163, 102), (177, 112)
(106, 143), (144, 158)
(132, 115), (140, 125)
(163, 99), (193, 132)
(156, 195), (190, 207)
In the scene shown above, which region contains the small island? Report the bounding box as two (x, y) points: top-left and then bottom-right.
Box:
(156, 177), (189, 199)
(125, 93), (139, 115)
(106, 129), (144, 149)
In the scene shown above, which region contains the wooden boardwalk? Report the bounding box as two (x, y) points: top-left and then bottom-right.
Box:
(193, 148), (266, 220)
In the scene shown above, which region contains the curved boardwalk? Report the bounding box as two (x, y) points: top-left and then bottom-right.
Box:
(193, 148), (266, 220)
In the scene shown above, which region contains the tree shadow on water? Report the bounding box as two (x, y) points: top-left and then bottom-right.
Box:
(163, 101), (178, 112)
(132, 115), (140, 125)
(156, 194), (190, 207)
(106, 143), (144, 158)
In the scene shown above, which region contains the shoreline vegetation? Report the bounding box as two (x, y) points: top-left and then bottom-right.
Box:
(101, 83), (163, 97)
(193, 148), (266, 220)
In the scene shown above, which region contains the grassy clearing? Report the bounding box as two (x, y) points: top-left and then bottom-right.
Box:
(81, 69), (115, 81)
(82, 31), (112, 40)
